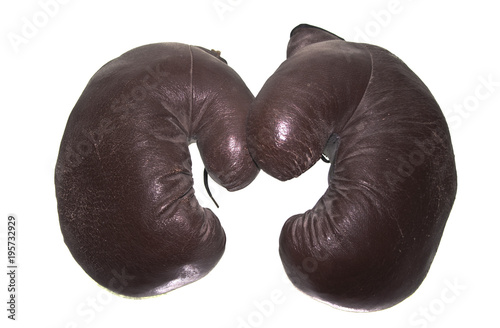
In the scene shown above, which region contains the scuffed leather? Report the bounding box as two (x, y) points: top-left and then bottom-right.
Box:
(247, 24), (457, 311)
(55, 42), (259, 297)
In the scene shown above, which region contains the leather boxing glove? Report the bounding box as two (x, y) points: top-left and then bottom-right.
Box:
(55, 42), (259, 297)
(247, 24), (457, 311)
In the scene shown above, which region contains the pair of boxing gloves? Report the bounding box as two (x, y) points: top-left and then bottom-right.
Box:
(55, 24), (457, 312)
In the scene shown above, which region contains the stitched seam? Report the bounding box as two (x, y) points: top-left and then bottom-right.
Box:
(340, 44), (374, 132)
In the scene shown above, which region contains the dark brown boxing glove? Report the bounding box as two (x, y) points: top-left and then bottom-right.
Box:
(55, 42), (259, 297)
(247, 24), (457, 311)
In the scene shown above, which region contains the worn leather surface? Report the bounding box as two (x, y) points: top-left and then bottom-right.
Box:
(55, 42), (259, 297)
(247, 24), (457, 311)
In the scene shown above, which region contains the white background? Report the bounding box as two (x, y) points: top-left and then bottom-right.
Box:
(1, 0), (499, 327)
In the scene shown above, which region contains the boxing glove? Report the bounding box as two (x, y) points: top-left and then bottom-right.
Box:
(55, 42), (259, 297)
(247, 24), (457, 311)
